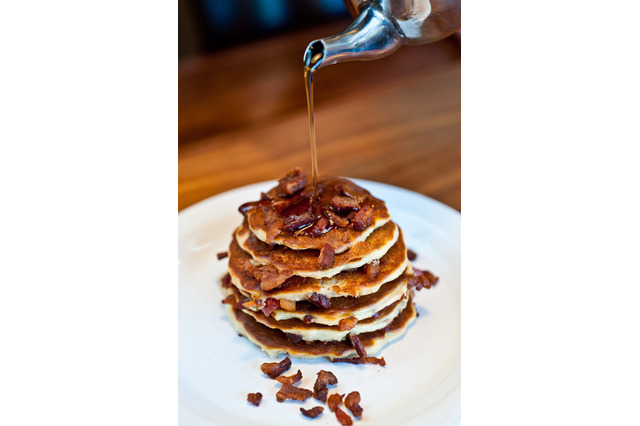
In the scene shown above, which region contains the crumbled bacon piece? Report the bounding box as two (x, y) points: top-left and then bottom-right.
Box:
(348, 333), (367, 359)
(221, 273), (232, 288)
(338, 317), (358, 331)
(308, 215), (330, 237)
(276, 383), (313, 402)
(363, 259), (380, 279)
(330, 196), (360, 212)
(407, 248), (418, 261)
(260, 206), (284, 243)
(280, 209), (315, 232)
(307, 293), (331, 309)
(345, 392), (363, 417)
(253, 264), (288, 291)
(276, 167), (307, 198)
(303, 315), (314, 324)
(408, 268), (439, 291)
(314, 370), (338, 403)
(331, 356), (386, 366)
(335, 182), (366, 201)
(221, 295), (236, 306)
(285, 333), (303, 344)
(327, 393), (343, 412)
(261, 297), (280, 316)
(260, 357), (291, 379)
(323, 207), (350, 227)
(317, 244), (335, 269)
(279, 299), (296, 311)
(216, 251), (228, 260)
(335, 407), (353, 426)
(275, 369), (302, 385)
(300, 406), (324, 418)
(241, 300), (259, 310)
(247, 392), (262, 406)
(351, 204), (374, 231)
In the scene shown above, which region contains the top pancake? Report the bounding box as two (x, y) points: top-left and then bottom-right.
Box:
(240, 175), (390, 253)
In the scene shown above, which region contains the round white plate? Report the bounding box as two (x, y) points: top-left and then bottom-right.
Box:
(179, 180), (460, 426)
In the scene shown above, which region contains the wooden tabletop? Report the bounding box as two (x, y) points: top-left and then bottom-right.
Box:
(179, 20), (460, 212)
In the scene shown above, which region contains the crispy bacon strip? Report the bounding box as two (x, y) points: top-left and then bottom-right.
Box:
(335, 407), (353, 426)
(276, 167), (307, 197)
(253, 264), (289, 291)
(216, 251), (228, 260)
(327, 393), (344, 412)
(363, 259), (380, 279)
(313, 370), (338, 403)
(221, 273), (232, 288)
(276, 383), (313, 402)
(348, 333), (367, 359)
(247, 392), (262, 407)
(330, 195), (360, 212)
(275, 369), (302, 385)
(331, 356), (386, 367)
(260, 205), (283, 243)
(345, 391), (363, 417)
(307, 292), (331, 309)
(407, 248), (418, 261)
(408, 268), (439, 291)
(323, 207), (349, 227)
(317, 243), (335, 269)
(280, 209), (314, 233)
(300, 406), (324, 418)
(308, 215), (330, 237)
(261, 297), (280, 317)
(351, 204), (373, 231)
(260, 357), (291, 379)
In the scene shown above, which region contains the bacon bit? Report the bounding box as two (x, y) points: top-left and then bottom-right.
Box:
(338, 317), (358, 331)
(280, 209), (315, 233)
(260, 357), (292, 379)
(241, 300), (259, 310)
(253, 264), (288, 291)
(331, 356), (386, 367)
(247, 392), (262, 407)
(221, 295), (236, 306)
(216, 251), (228, 260)
(279, 299), (296, 311)
(335, 407), (353, 426)
(275, 369), (302, 385)
(323, 207), (350, 227)
(276, 167), (307, 198)
(363, 259), (380, 279)
(408, 268), (439, 291)
(307, 293), (331, 309)
(261, 206), (283, 243)
(308, 215), (330, 237)
(300, 406), (324, 418)
(261, 297), (280, 316)
(327, 393), (344, 412)
(285, 333), (303, 344)
(351, 204), (374, 231)
(221, 273), (232, 288)
(335, 183), (365, 202)
(348, 333), (367, 359)
(303, 315), (314, 324)
(407, 248), (418, 261)
(330, 196), (360, 212)
(314, 370), (338, 403)
(345, 392), (363, 417)
(317, 244), (335, 269)
(276, 383), (313, 402)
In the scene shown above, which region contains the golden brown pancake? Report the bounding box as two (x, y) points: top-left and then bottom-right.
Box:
(228, 227), (408, 299)
(236, 220), (398, 280)
(243, 177), (390, 253)
(223, 284), (409, 341)
(224, 292), (417, 360)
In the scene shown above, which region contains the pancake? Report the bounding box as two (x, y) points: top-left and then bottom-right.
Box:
(244, 177), (390, 253)
(224, 292), (418, 360)
(236, 220), (399, 280)
(223, 284), (409, 342)
(228, 228), (408, 299)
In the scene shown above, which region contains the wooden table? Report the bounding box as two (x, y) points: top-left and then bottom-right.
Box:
(179, 20), (460, 212)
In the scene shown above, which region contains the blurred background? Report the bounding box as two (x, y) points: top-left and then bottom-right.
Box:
(179, 0), (460, 211)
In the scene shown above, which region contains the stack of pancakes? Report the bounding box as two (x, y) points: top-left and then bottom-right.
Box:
(220, 169), (436, 360)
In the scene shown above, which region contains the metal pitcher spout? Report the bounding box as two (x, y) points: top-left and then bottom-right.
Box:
(304, 5), (402, 71)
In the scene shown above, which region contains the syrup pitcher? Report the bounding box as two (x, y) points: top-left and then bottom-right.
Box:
(304, 0), (461, 69)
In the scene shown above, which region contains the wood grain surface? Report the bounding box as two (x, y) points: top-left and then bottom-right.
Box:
(179, 20), (460, 212)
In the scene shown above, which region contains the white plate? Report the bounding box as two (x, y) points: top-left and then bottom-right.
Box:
(179, 180), (460, 426)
